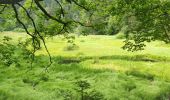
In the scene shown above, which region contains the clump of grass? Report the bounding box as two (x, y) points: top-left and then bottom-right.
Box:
(63, 44), (79, 51)
(39, 74), (49, 82)
(58, 58), (81, 64)
(115, 32), (125, 39)
(58, 89), (74, 100)
(0, 90), (11, 100)
(93, 57), (100, 64)
(80, 39), (85, 42)
(126, 69), (155, 80)
(76, 52), (84, 60)
(133, 54), (170, 62)
(22, 76), (39, 89)
(22, 77), (32, 84)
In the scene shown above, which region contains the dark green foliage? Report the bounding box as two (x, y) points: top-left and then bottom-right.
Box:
(76, 80), (90, 91)
(75, 80), (105, 100)
(58, 59), (81, 64)
(0, 36), (17, 66)
(39, 73), (49, 82)
(65, 0), (72, 3)
(58, 89), (74, 100)
(63, 35), (79, 51)
(22, 77), (33, 84)
(0, 36), (32, 67)
(83, 90), (105, 100)
(112, 0), (170, 51)
(122, 40), (146, 51)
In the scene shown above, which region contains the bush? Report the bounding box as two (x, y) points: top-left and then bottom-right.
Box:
(75, 80), (105, 100)
(0, 37), (16, 66)
(58, 89), (74, 100)
(115, 32), (126, 39)
(0, 36), (32, 67)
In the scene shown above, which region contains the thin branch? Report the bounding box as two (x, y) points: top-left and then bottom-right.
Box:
(0, 4), (6, 14)
(72, 0), (89, 11)
(28, 0), (34, 14)
(54, 0), (64, 18)
(34, 0), (67, 25)
(17, 3), (52, 72)
(12, 4), (33, 37)
(54, 24), (66, 35)
(12, 4), (37, 70)
(10, 0), (92, 72)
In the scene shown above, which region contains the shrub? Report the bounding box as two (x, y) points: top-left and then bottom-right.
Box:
(0, 36), (32, 67)
(84, 90), (105, 100)
(58, 89), (74, 100)
(75, 80), (105, 100)
(115, 32), (126, 39)
(0, 36), (16, 66)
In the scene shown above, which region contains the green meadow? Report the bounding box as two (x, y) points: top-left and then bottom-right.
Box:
(0, 32), (170, 100)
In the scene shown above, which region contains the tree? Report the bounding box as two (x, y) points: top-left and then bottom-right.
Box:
(0, 0), (170, 52)
(111, 0), (170, 51)
(0, 0), (92, 71)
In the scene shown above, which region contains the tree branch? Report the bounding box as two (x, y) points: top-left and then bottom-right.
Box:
(0, 4), (6, 14)
(54, 0), (64, 18)
(72, 0), (89, 11)
(17, 3), (52, 71)
(34, 0), (67, 25)
(12, 4), (33, 37)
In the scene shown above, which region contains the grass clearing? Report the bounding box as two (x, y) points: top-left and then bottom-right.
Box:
(0, 32), (170, 100)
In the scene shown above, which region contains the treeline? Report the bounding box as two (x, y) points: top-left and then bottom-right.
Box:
(0, 0), (122, 35)
(0, 0), (170, 49)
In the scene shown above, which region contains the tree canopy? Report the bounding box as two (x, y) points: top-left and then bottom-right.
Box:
(0, 0), (170, 51)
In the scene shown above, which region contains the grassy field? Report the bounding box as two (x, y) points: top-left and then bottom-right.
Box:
(0, 32), (170, 100)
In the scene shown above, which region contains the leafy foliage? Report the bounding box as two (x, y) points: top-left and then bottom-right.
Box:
(0, 36), (32, 67)
(75, 80), (105, 100)
(1, 0), (170, 51)
(111, 0), (170, 51)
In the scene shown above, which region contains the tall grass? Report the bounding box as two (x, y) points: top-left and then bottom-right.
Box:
(0, 32), (170, 100)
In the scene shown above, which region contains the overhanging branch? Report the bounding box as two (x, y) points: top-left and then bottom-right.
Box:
(0, 4), (6, 14)
(34, 0), (67, 25)
(17, 3), (52, 71)
(0, 0), (24, 4)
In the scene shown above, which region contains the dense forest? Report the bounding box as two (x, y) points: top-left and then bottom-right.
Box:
(0, 0), (170, 100)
